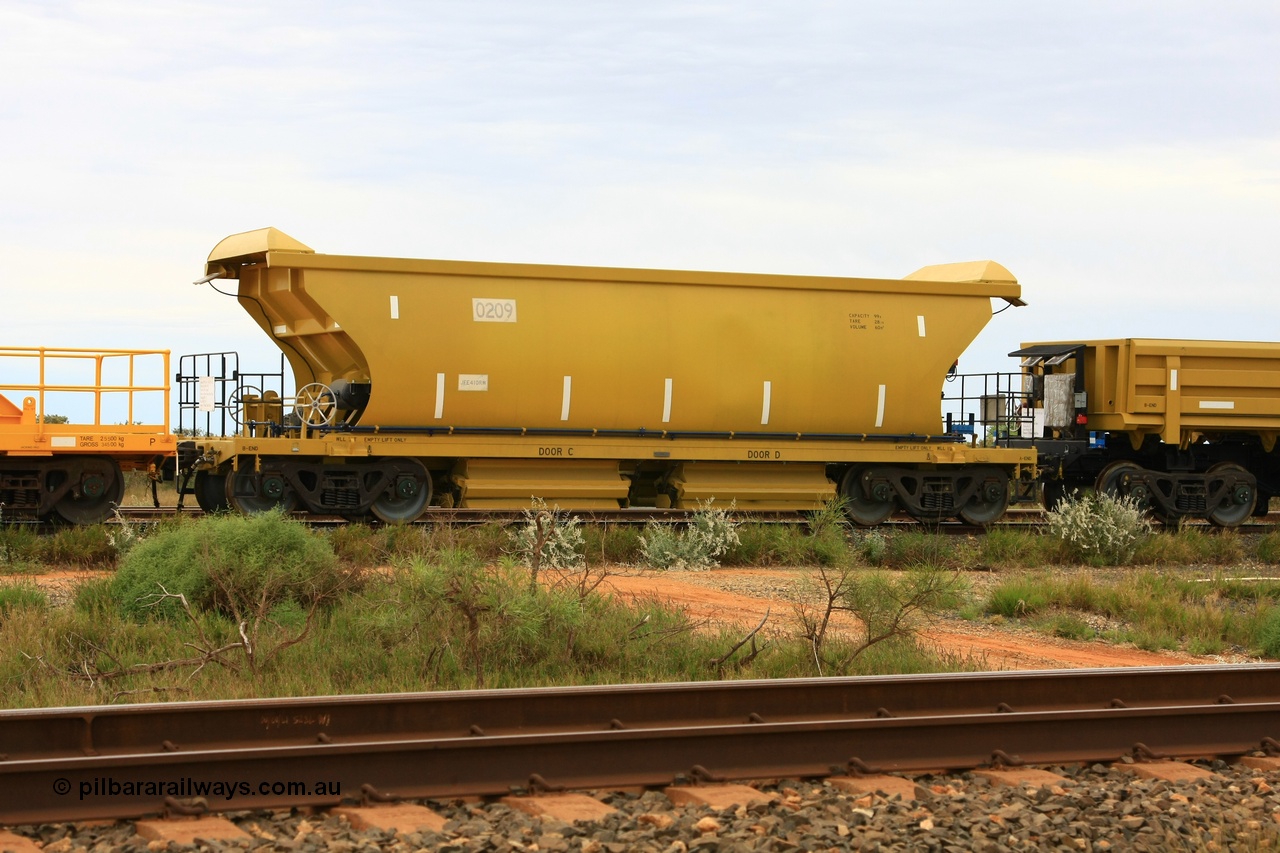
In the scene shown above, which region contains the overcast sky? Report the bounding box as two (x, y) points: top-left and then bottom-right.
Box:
(2, 1), (1277, 403)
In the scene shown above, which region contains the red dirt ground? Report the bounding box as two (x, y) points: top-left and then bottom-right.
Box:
(592, 567), (1233, 671)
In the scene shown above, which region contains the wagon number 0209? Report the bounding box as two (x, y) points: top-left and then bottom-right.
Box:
(472, 298), (517, 323)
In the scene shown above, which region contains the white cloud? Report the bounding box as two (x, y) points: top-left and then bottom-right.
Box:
(0, 1), (1277, 388)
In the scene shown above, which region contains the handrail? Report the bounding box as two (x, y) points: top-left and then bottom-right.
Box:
(0, 347), (170, 436)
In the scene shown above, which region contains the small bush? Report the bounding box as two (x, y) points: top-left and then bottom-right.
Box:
(854, 529), (888, 566)
(1134, 529), (1244, 566)
(509, 499), (585, 571)
(0, 583), (47, 616)
(41, 525), (117, 566)
(1044, 612), (1095, 641)
(0, 525), (42, 568)
(978, 529), (1048, 568)
(987, 578), (1050, 617)
(1256, 533), (1280, 565)
(640, 500), (740, 570)
(1047, 491), (1151, 566)
(111, 510), (343, 620)
(1258, 607), (1280, 658)
(580, 525), (643, 566)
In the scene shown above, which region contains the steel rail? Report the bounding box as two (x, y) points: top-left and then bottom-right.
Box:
(4, 665), (1279, 761)
(3, 666), (1280, 823)
(4, 701), (1280, 824)
(104, 504), (1280, 529)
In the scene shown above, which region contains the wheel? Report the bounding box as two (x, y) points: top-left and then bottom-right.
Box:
(1206, 462), (1256, 528)
(840, 466), (894, 526)
(224, 466), (298, 514)
(53, 458), (124, 525)
(1095, 461), (1147, 505)
(295, 383), (337, 427)
(193, 472), (230, 513)
(958, 468), (1010, 526)
(370, 461), (432, 524)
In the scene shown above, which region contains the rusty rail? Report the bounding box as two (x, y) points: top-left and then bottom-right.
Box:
(3, 665), (1280, 823)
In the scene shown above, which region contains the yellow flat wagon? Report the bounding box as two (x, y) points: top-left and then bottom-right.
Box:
(0, 347), (175, 523)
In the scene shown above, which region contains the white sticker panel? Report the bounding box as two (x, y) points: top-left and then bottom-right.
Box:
(472, 298), (517, 323)
(561, 376), (572, 421)
(760, 381), (772, 425)
(198, 376), (215, 413)
(875, 384), (886, 428)
(458, 374), (489, 391)
(662, 378), (673, 423)
(434, 373), (445, 419)
(1169, 369), (1178, 391)
(51, 436), (76, 448)
(1199, 400), (1235, 410)
(917, 315), (926, 337)
(390, 295), (400, 320)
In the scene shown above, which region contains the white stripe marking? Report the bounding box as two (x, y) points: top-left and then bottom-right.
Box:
(434, 373), (445, 418)
(1170, 369), (1178, 391)
(561, 376), (572, 421)
(917, 315), (926, 337)
(761, 380), (772, 426)
(390, 295), (400, 319)
(1200, 400), (1235, 410)
(662, 378), (673, 423)
(875, 384), (886, 428)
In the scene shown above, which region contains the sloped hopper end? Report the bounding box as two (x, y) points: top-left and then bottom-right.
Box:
(204, 227), (314, 280)
(904, 260), (1026, 307)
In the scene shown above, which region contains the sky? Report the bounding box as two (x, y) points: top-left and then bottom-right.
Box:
(1, 1), (1277, 422)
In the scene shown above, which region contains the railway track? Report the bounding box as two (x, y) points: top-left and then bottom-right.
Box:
(94, 504), (1280, 532)
(4, 665), (1280, 825)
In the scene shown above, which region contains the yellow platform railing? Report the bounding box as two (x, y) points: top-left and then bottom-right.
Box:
(0, 347), (171, 436)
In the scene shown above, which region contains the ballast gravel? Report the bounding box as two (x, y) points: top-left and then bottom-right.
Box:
(9, 761), (1280, 852)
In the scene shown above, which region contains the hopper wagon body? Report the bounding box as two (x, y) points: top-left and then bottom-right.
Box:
(180, 228), (1033, 525)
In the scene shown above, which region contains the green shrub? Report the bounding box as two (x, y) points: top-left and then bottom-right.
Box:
(1134, 529), (1244, 566)
(1044, 612), (1095, 641)
(977, 529), (1048, 568)
(1258, 607), (1280, 658)
(509, 499), (585, 571)
(0, 525), (42, 568)
(1256, 533), (1280, 565)
(987, 579), (1050, 617)
(580, 525), (643, 565)
(41, 525), (117, 566)
(854, 529), (888, 566)
(640, 501), (740, 570)
(1047, 491), (1151, 566)
(0, 583), (47, 616)
(111, 510), (343, 620)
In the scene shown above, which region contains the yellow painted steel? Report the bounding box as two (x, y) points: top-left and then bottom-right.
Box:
(1025, 338), (1280, 451)
(206, 229), (1023, 437)
(453, 458), (629, 509)
(0, 347), (175, 461)
(668, 462), (837, 510)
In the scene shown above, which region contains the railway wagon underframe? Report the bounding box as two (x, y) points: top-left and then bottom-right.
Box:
(182, 432), (1034, 525)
